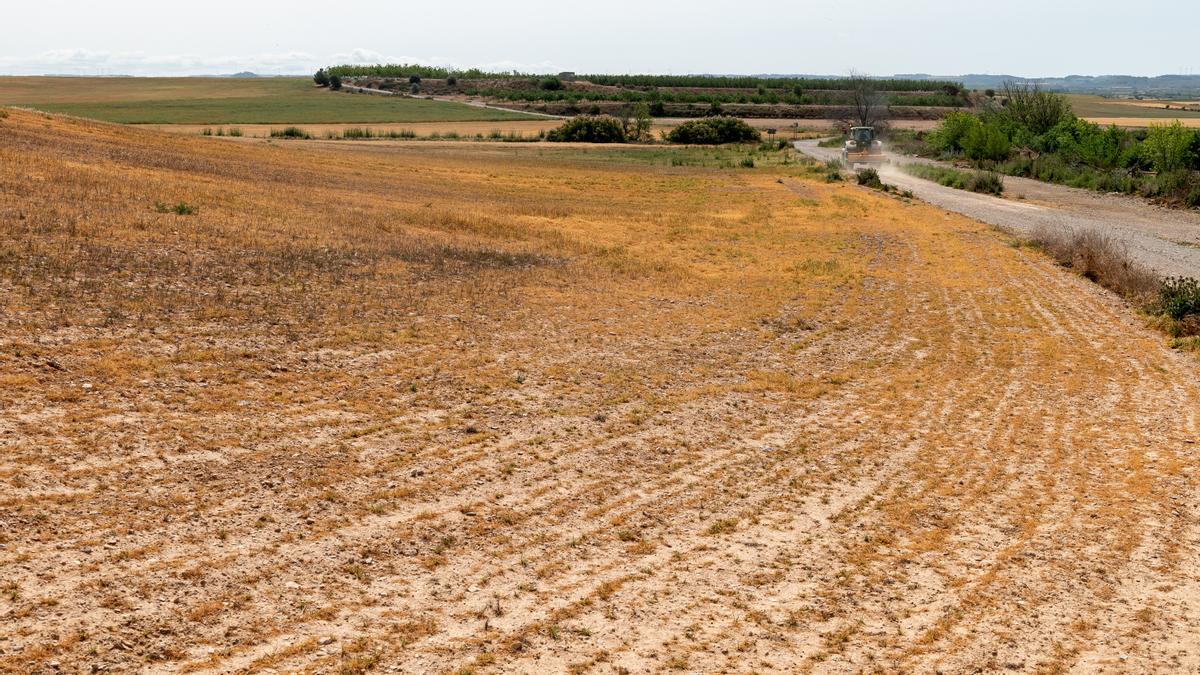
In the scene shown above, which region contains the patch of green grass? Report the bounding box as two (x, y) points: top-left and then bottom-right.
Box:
(1, 77), (538, 124)
(904, 163), (1004, 195)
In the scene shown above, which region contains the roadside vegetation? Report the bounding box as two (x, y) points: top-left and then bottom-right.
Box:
(902, 82), (1200, 209)
(1025, 226), (1199, 341)
(903, 164), (1005, 195)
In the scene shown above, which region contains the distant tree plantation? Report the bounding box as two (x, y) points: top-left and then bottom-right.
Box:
(322, 65), (970, 121)
(322, 65), (962, 94)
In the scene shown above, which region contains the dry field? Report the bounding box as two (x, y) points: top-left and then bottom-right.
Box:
(141, 119), (929, 141)
(1082, 117), (1200, 130)
(2, 108), (1200, 674)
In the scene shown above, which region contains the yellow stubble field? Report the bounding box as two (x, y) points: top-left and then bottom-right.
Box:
(2, 108), (1199, 673)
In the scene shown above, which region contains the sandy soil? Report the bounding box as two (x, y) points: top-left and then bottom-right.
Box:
(2, 109), (1200, 674)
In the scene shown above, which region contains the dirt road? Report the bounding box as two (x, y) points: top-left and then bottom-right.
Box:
(796, 139), (1200, 278)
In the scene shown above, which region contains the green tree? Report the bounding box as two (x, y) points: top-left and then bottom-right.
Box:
(313, 69), (330, 87)
(1143, 121), (1195, 173)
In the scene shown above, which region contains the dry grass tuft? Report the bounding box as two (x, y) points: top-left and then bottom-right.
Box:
(1028, 225), (1161, 301)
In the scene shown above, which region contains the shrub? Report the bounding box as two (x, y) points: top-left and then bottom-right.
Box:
(1187, 185), (1200, 209)
(927, 111), (981, 155)
(1143, 121), (1195, 173)
(856, 168), (883, 189)
(1159, 277), (1200, 320)
(270, 127), (311, 139)
(999, 82), (1071, 136)
(329, 75), (342, 90)
(409, 74), (422, 84)
(962, 121), (1011, 161)
(540, 77), (563, 91)
(313, 69), (329, 87)
(228, 128), (242, 137)
(545, 115), (627, 143)
(446, 76), (457, 86)
(666, 117), (761, 145)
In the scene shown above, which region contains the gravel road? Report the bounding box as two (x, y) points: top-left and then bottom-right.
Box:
(795, 139), (1200, 278)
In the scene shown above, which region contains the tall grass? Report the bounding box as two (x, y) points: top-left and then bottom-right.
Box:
(904, 164), (1004, 195)
(1027, 226), (1160, 301)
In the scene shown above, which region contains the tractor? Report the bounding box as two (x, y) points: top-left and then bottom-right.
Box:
(842, 126), (885, 166)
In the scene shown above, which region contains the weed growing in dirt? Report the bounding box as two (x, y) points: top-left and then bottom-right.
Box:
(153, 201), (198, 215)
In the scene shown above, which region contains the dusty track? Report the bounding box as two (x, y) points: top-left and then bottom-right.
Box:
(2, 111), (1200, 673)
(796, 139), (1200, 278)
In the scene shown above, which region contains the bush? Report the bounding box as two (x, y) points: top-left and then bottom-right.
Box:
(856, 168), (883, 189)
(540, 77), (563, 91)
(1000, 82), (1071, 136)
(409, 74), (422, 84)
(329, 75), (342, 90)
(927, 111), (981, 155)
(1187, 185), (1200, 209)
(270, 127), (311, 139)
(962, 121), (1011, 161)
(313, 69), (329, 87)
(1160, 277), (1200, 320)
(1143, 121), (1195, 173)
(546, 115), (627, 143)
(665, 117), (761, 145)
(446, 76), (458, 86)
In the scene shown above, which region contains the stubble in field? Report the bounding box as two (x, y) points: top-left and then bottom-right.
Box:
(1, 109), (1199, 673)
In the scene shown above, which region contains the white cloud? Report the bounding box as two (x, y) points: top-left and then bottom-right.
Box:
(0, 48), (564, 76)
(0, 49), (321, 76)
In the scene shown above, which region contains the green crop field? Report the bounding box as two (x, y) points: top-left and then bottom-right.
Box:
(0, 76), (538, 124)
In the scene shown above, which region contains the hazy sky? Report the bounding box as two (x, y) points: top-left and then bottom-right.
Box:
(3, 0), (1197, 77)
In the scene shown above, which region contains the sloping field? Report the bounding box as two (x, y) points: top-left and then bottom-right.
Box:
(2, 109), (1199, 673)
(1069, 93), (1200, 124)
(0, 77), (537, 124)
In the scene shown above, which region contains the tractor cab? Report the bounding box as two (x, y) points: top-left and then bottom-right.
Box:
(850, 126), (875, 146)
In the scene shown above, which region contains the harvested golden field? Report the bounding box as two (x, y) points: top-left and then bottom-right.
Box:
(2, 108), (1200, 674)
